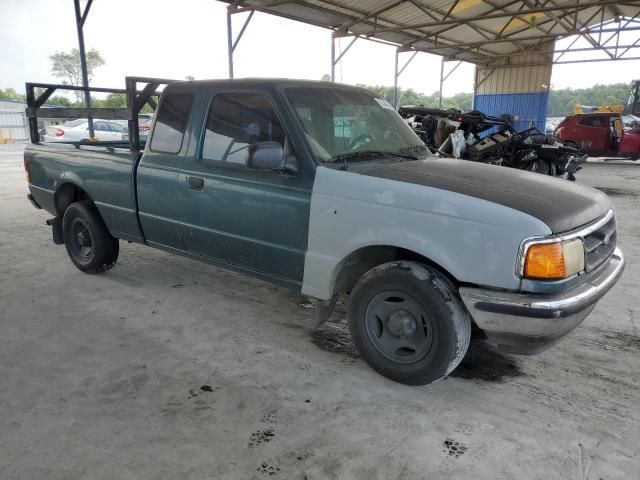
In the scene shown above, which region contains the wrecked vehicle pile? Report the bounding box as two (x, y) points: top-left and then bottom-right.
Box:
(399, 106), (587, 181)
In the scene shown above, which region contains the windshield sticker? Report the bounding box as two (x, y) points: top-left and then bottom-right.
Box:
(375, 98), (395, 110)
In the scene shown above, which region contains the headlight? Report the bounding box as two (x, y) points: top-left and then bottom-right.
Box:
(523, 238), (585, 280)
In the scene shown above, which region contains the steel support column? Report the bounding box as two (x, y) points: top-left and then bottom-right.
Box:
(227, 9), (234, 78)
(331, 37), (335, 81)
(393, 49), (418, 108)
(438, 59), (463, 108)
(393, 50), (399, 107)
(331, 34), (358, 82)
(227, 7), (255, 79)
(73, 0), (94, 138)
(438, 58), (444, 108)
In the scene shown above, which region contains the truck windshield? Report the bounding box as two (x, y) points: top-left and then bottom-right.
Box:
(285, 86), (428, 163)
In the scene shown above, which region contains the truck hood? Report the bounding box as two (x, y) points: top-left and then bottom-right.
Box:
(359, 158), (611, 233)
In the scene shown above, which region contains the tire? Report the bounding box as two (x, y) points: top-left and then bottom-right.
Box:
(62, 200), (119, 273)
(348, 261), (471, 385)
(526, 158), (551, 175)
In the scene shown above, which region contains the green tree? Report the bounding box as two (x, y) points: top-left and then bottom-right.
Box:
(49, 48), (105, 102)
(0, 87), (72, 107)
(102, 92), (127, 108)
(547, 83), (630, 116)
(49, 95), (72, 107)
(356, 82), (632, 117)
(0, 87), (25, 101)
(357, 84), (472, 110)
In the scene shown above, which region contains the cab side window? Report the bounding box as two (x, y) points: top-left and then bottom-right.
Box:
(150, 91), (194, 154)
(201, 92), (285, 165)
(578, 116), (606, 128)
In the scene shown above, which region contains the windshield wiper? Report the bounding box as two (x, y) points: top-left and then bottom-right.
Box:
(327, 150), (418, 164)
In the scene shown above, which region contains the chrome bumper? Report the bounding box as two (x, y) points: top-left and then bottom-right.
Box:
(459, 248), (625, 355)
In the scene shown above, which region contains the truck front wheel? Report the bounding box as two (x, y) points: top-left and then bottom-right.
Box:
(348, 261), (471, 385)
(62, 200), (119, 273)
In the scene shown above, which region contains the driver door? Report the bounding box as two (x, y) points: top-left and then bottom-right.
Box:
(178, 90), (312, 286)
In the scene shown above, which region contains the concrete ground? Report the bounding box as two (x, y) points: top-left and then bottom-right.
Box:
(1, 143), (638, 480)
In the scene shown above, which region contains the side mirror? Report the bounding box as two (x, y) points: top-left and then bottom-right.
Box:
(247, 141), (298, 174)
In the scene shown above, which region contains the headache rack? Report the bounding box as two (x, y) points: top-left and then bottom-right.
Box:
(25, 76), (177, 152)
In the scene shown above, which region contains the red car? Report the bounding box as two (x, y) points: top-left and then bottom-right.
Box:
(554, 113), (640, 159)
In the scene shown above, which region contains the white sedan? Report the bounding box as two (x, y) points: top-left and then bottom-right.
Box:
(43, 119), (126, 142)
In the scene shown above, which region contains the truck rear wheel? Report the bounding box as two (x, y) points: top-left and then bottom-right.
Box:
(348, 261), (471, 385)
(62, 200), (119, 273)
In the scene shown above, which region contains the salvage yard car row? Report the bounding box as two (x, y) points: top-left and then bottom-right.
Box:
(42, 114), (154, 143)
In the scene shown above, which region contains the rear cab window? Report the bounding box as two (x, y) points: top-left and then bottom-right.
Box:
(150, 90), (194, 153)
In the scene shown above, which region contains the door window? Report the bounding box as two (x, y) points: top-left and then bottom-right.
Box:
(578, 116), (606, 128)
(150, 90), (194, 153)
(201, 92), (285, 165)
(93, 121), (109, 131)
(108, 122), (124, 133)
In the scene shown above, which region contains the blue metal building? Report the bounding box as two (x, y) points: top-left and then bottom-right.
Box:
(473, 43), (553, 132)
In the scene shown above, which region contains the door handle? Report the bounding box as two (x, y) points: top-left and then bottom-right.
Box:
(186, 176), (204, 190)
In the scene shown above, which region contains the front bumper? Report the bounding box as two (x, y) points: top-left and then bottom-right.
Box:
(459, 248), (624, 354)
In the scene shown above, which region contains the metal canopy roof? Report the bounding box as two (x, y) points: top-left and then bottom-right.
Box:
(223, 0), (640, 64)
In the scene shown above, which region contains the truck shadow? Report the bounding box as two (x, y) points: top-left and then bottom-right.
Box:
(311, 321), (524, 383)
(595, 186), (639, 197)
(450, 340), (524, 382)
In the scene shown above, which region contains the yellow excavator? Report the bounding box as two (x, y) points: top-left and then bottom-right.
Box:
(572, 80), (639, 115)
(572, 103), (623, 114)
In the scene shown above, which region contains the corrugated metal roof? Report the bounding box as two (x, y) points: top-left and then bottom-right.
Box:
(221, 0), (640, 64)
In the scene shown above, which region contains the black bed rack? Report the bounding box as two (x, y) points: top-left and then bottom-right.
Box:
(25, 76), (177, 152)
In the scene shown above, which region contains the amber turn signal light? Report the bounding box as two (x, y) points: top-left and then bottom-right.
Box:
(523, 239), (585, 280)
(524, 243), (566, 279)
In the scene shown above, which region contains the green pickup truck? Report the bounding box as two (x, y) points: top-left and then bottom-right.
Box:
(25, 78), (624, 385)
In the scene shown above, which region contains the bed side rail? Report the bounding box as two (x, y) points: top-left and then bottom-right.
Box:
(25, 76), (177, 152)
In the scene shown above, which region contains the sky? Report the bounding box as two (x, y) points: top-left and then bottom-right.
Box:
(2, 0), (639, 98)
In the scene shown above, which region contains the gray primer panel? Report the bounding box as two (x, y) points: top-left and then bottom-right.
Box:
(301, 166), (551, 300)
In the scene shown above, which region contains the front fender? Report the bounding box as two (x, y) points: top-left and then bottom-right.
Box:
(301, 166), (551, 300)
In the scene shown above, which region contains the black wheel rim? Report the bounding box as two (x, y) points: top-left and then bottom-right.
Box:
(68, 218), (94, 263)
(364, 291), (433, 364)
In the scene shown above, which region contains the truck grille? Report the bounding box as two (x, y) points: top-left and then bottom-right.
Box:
(583, 214), (616, 272)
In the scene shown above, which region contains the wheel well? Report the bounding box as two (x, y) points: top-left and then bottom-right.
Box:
(332, 245), (458, 296)
(54, 183), (91, 217)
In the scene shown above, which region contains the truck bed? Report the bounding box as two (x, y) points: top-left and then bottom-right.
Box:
(26, 142), (144, 242)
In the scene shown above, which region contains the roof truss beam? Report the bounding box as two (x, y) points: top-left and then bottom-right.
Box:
(349, 0), (631, 36)
(223, 0), (640, 64)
